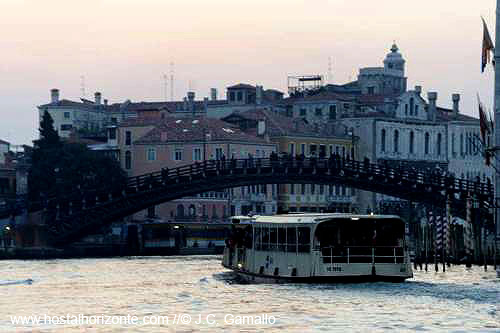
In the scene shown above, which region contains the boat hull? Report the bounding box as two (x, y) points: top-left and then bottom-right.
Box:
(223, 264), (410, 283)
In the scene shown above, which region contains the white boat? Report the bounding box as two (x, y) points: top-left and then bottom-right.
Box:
(222, 213), (413, 283)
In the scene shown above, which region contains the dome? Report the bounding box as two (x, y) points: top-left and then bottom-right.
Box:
(384, 42), (405, 71)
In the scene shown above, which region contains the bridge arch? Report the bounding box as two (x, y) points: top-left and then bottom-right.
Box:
(41, 157), (493, 245)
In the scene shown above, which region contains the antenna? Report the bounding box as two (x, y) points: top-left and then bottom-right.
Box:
(80, 75), (86, 98)
(327, 57), (333, 84)
(163, 74), (168, 101)
(170, 62), (174, 101)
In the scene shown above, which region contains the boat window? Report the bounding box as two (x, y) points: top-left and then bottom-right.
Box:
(278, 227), (287, 251)
(297, 227), (310, 253)
(261, 226), (270, 250)
(254, 226), (261, 250)
(287, 227), (297, 252)
(269, 226), (278, 251)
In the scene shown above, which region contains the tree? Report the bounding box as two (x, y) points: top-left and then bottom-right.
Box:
(28, 112), (126, 201)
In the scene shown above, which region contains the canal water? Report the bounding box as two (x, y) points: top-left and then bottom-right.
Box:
(0, 256), (499, 332)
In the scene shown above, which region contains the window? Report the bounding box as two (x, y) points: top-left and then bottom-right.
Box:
(297, 227), (310, 252)
(367, 87), (375, 95)
(410, 97), (414, 115)
(452, 133), (456, 155)
(437, 133), (442, 156)
(301, 144), (306, 155)
(404, 104), (408, 115)
(147, 148), (156, 161)
(329, 185), (333, 196)
(125, 151), (131, 170)
(63, 112), (70, 119)
(409, 131), (414, 154)
(319, 145), (326, 158)
(109, 128), (116, 140)
(125, 131), (132, 146)
(309, 144), (317, 156)
(460, 133), (464, 155)
(315, 108), (323, 116)
(236, 91), (243, 101)
(229, 91), (235, 101)
(393, 130), (399, 153)
(425, 132), (430, 154)
(193, 148), (202, 161)
(381, 129), (386, 152)
(329, 105), (337, 120)
(415, 105), (419, 116)
(174, 149), (182, 161)
(301, 184), (306, 195)
(290, 184), (295, 195)
(60, 124), (72, 131)
(215, 148), (223, 160)
(300, 109), (307, 117)
(343, 103), (350, 110)
(311, 184), (315, 195)
(319, 185), (324, 195)
(289, 143), (295, 155)
(287, 227), (297, 252)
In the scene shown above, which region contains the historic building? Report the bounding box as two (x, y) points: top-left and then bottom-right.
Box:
(115, 116), (277, 222)
(222, 109), (358, 213)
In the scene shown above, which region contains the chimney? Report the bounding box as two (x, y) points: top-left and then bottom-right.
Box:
(414, 86), (422, 95)
(203, 97), (209, 111)
(210, 88), (217, 101)
(95, 92), (102, 105)
(104, 99), (108, 106)
(51, 89), (59, 103)
(256, 85), (263, 105)
(452, 94), (460, 115)
(187, 91), (195, 102)
(427, 92), (437, 122)
(257, 119), (266, 136)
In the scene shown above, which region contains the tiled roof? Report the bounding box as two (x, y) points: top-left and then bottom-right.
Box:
(436, 107), (478, 122)
(135, 117), (270, 144)
(281, 91), (356, 104)
(119, 118), (160, 127)
(224, 109), (349, 139)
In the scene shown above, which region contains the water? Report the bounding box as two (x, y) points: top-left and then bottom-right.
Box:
(0, 256), (499, 332)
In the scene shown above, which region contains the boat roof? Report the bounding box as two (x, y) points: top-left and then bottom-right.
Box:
(249, 213), (402, 224)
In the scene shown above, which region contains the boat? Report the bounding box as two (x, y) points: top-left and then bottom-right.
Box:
(222, 213), (413, 283)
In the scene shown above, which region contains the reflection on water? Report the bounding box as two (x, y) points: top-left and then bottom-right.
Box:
(0, 256), (499, 332)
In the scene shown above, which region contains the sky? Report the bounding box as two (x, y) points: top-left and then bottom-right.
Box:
(0, 0), (497, 145)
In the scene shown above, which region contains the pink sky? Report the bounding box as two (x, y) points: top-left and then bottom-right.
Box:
(0, 0), (497, 144)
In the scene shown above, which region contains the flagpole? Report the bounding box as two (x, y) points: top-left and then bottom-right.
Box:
(494, 0), (500, 278)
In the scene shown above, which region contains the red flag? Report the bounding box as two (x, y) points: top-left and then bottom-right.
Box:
(478, 94), (489, 142)
(482, 17), (495, 73)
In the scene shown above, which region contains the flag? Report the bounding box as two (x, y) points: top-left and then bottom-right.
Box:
(482, 17), (495, 73)
(477, 94), (490, 143)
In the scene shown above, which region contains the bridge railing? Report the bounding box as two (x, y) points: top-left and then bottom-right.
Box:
(33, 156), (494, 219)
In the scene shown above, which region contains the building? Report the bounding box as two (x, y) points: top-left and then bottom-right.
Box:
(0, 140), (9, 165)
(37, 90), (111, 138)
(116, 116), (277, 222)
(222, 109), (358, 213)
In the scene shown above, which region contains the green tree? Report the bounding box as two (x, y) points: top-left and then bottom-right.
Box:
(29, 111), (126, 201)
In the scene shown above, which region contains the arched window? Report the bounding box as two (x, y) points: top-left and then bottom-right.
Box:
(460, 133), (464, 155)
(381, 129), (386, 152)
(125, 151), (131, 170)
(393, 130), (399, 153)
(188, 204), (196, 217)
(176, 204), (185, 218)
(409, 131), (414, 154)
(405, 104), (408, 115)
(437, 133), (442, 156)
(409, 97), (414, 115)
(425, 132), (430, 154)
